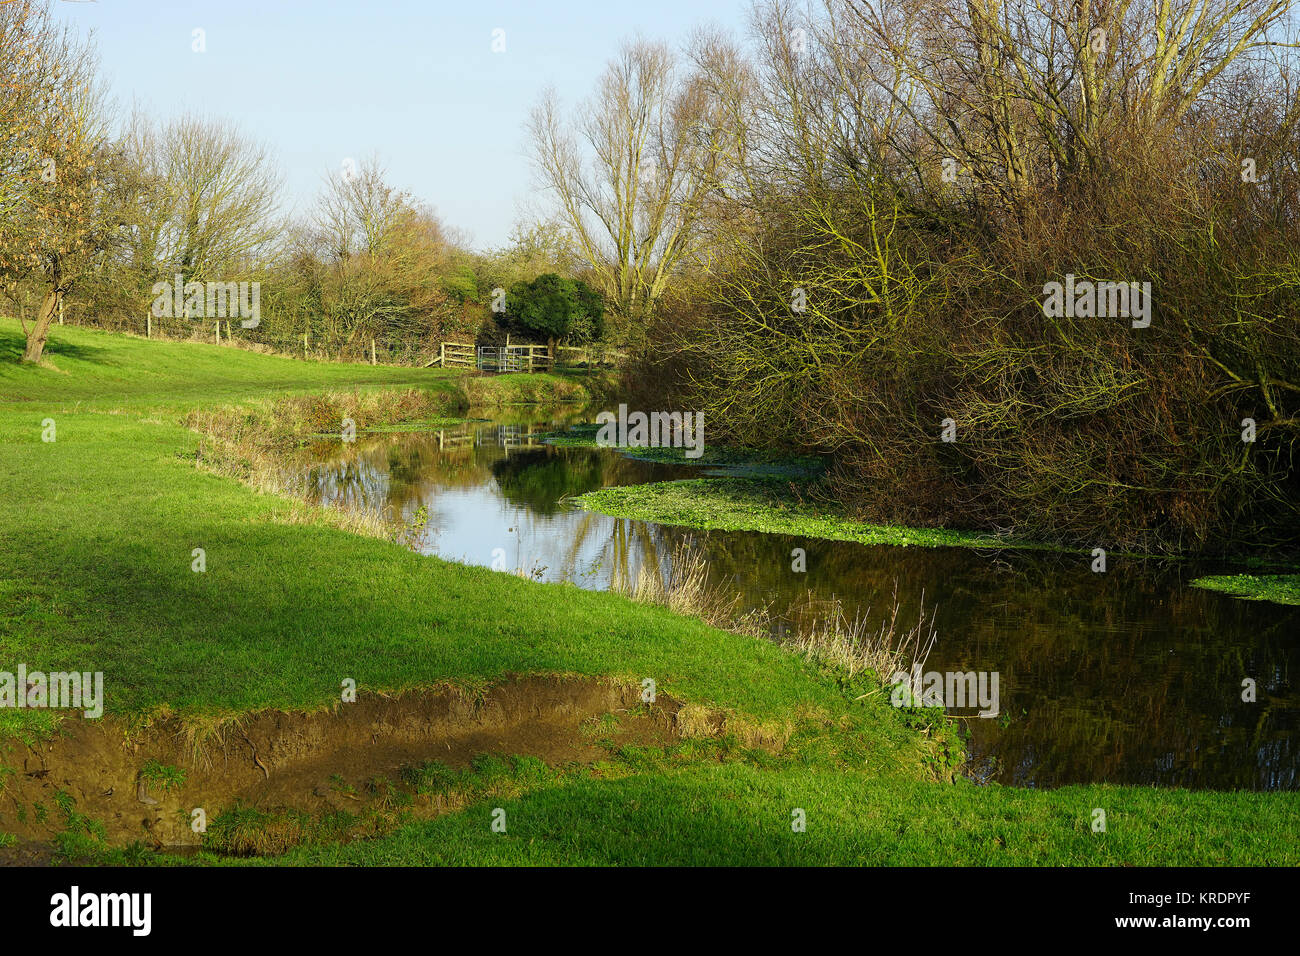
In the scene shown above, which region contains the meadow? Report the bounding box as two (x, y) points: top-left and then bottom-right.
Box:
(1, 319), (1296, 865)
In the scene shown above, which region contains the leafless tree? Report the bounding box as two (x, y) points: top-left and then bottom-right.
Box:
(528, 37), (745, 345)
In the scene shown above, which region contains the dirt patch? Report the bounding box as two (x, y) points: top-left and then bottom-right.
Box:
(0, 676), (686, 856)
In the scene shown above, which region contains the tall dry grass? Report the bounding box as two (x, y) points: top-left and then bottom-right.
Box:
(612, 540), (935, 683)
(783, 589), (937, 684)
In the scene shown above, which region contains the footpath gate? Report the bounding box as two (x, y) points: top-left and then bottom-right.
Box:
(445, 344), (551, 372)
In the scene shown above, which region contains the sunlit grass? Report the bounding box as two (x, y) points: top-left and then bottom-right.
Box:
(4, 320), (1297, 867)
(158, 762), (1300, 867)
(1191, 574), (1300, 606)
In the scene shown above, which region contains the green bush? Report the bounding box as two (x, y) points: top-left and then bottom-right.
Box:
(507, 273), (604, 344)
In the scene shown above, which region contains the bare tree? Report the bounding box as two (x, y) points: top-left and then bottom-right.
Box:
(840, 0), (1300, 210)
(305, 157), (453, 353)
(528, 38), (742, 345)
(314, 154), (414, 261)
(142, 113), (281, 281)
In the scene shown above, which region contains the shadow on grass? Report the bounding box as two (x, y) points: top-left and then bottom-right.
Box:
(0, 326), (112, 368)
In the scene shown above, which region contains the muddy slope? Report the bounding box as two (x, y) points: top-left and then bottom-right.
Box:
(1, 676), (685, 851)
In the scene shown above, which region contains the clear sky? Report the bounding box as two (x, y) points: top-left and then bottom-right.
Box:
(53, 0), (753, 251)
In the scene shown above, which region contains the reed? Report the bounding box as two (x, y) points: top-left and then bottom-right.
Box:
(611, 541), (935, 684)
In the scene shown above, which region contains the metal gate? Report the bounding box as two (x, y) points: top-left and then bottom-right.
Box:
(472, 345), (546, 372)
(501, 346), (528, 372)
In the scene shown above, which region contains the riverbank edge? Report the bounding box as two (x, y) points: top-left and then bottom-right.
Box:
(573, 479), (1300, 605)
(0, 326), (970, 862)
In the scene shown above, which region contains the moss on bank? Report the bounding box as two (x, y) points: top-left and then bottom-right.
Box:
(577, 477), (1051, 551)
(1190, 573), (1300, 606)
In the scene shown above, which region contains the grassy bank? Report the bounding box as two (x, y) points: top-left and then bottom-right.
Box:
(465, 371), (613, 408)
(74, 740), (1295, 866)
(0, 320), (598, 412)
(2, 319), (1297, 865)
(0, 323), (915, 743)
(202, 764), (1297, 867)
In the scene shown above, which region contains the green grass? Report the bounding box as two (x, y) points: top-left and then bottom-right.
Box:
(1190, 573), (1300, 606)
(273, 766), (1300, 866)
(0, 405), (917, 744)
(138, 760), (187, 793)
(577, 477), (1051, 550)
(0, 320), (591, 413)
(463, 370), (604, 407)
(0, 318), (931, 759)
(103, 759), (1296, 866)
(0, 321), (453, 410)
(4, 318), (1297, 866)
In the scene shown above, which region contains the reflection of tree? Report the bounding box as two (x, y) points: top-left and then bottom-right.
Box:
(556, 517), (1300, 790)
(687, 533), (1300, 790)
(491, 448), (604, 515)
(552, 507), (667, 593)
(603, 517), (666, 594)
(294, 416), (579, 520)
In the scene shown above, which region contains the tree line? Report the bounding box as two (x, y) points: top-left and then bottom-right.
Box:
(0, 1), (604, 365)
(5, 0), (1299, 551)
(528, 0), (1300, 553)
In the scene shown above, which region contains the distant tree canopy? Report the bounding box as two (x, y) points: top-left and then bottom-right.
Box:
(507, 273), (604, 343)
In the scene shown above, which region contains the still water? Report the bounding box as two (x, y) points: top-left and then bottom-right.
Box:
(290, 409), (1299, 791)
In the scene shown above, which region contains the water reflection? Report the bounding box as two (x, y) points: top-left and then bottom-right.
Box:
(290, 413), (1300, 792)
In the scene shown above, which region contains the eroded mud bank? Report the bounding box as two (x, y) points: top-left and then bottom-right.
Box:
(0, 676), (696, 855)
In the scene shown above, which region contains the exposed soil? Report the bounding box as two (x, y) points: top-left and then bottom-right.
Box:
(0, 675), (686, 858)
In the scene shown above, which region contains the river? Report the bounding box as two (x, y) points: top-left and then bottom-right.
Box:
(286, 408), (1300, 791)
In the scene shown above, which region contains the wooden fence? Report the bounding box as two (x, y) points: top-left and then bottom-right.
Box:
(434, 342), (476, 369)
(431, 342), (625, 372)
(431, 343), (552, 372)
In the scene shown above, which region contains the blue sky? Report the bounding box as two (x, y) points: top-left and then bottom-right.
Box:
(55, 0), (753, 250)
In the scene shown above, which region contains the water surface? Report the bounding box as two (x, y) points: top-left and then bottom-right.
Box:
(291, 410), (1299, 791)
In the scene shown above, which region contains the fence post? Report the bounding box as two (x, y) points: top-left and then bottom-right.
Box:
(371, 337), (377, 366)
(146, 313), (151, 339)
(215, 321), (220, 345)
